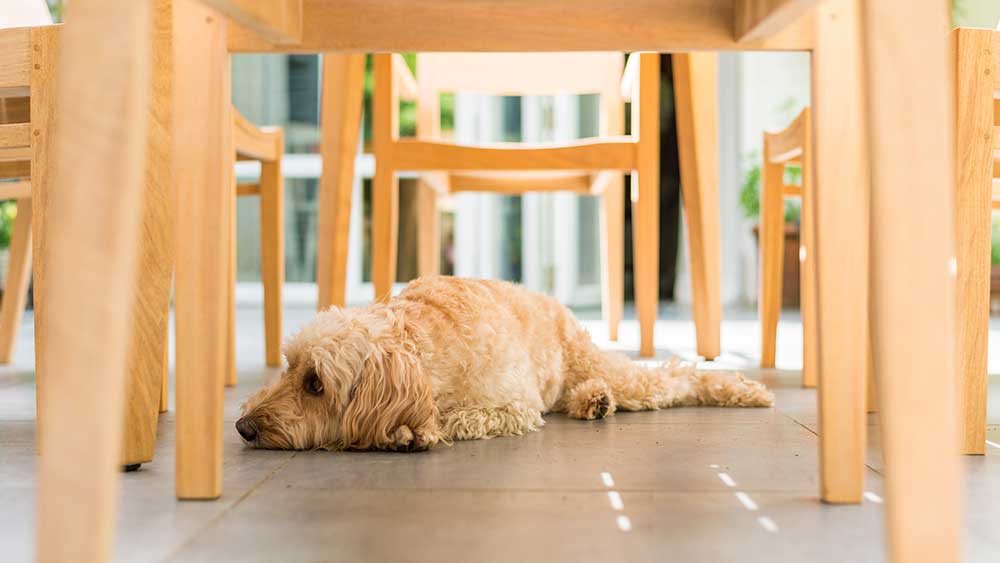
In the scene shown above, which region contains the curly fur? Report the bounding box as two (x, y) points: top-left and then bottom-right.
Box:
(238, 276), (774, 451)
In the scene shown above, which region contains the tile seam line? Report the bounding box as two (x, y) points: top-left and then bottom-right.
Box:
(778, 410), (884, 477)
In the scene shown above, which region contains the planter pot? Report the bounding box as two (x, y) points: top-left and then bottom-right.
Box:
(752, 223), (801, 308)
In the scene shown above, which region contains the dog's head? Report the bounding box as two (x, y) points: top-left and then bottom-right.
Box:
(236, 306), (437, 450)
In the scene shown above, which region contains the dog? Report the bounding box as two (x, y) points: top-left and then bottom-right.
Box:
(236, 276), (774, 451)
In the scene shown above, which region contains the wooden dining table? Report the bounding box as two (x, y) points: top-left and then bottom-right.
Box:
(32, 1), (961, 562)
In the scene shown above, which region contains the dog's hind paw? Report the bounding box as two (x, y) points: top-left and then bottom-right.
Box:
(566, 379), (617, 421)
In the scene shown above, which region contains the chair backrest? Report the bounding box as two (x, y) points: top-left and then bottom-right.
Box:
(0, 0), (52, 29)
(416, 52), (624, 97)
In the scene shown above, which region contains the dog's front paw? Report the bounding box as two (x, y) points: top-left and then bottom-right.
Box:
(566, 379), (617, 420)
(388, 425), (439, 452)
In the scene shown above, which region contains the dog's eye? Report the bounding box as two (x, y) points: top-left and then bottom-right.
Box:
(303, 369), (324, 396)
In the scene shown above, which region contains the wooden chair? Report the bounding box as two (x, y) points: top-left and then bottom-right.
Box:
(757, 107), (817, 388)
(0, 15), (284, 457)
(228, 109), (285, 373)
(370, 52), (638, 347)
(761, 27), (999, 458)
(365, 51), (724, 358)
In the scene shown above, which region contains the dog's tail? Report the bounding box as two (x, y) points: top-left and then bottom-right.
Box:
(609, 358), (774, 410)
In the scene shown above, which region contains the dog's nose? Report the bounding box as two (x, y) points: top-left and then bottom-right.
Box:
(236, 417), (258, 442)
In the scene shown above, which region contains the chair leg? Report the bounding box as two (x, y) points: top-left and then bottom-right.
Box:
(316, 54), (365, 310)
(600, 177), (624, 341)
(372, 168), (399, 302)
(372, 55), (400, 303)
(799, 118), (819, 389)
(758, 156), (785, 369)
(173, 0), (229, 499)
(121, 0), (176, 465)
(952, 28), (994, 455)
(225, 174), (236, 386)
(811, 0), (868, 504)
(34, 0), (151, 559)
(632, 53), (660, 357)
(160, 326), (169, 413)
(416, 180), (440, 277)
(0, 198), (33, 364)
(862, 1), (962, 560)
(672, 53), (721, 361)
(259, 150), (284, 367)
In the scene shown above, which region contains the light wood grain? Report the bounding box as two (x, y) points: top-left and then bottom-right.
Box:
(393, 138), (637, 171)
(765, 108), (808, 163)
(227, 0), (814, 53)
(758, 136), (786, 369)
(233, 108), (282, 161)
(0, 160), (29, 178)
(34, 0), (150, 560)
(372, 54), (400, 302)
(952, 28), (994, 456)
(199, 0), (301, 44)
(0, 198), (31, 363)
(862, 0), (963, 560)
(28, 24), (57, 457)
(415, 66), (440, 278)
(599, 76), (625, 342)
(259, 129), (284, 367)
(0, 146), (30, 160)
(236, 182), (259, 196)
(316, 53), (365, 310)
(447, 171), (594, 194)
(0, 27), (30, 90)
(0, 122), (29, 148)
(631, 53), (660, 357)
(0, 180), (30, 199)
(798, 109), (818, 389)
(173, 0), (229, 499)
(811, 0), (867, 503)
(673, 53), (721, 361)
(120, 0), (175, 466)
(734, 0), (818, 43)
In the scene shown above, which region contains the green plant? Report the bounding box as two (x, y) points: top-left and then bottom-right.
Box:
(991, 218), (1000, 266)
(0, 200), (17, 251)
(738, 152), (801, 224)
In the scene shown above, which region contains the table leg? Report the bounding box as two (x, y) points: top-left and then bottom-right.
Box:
(811, 0), (869, 504)
(861, 0), (962, 561)
(673, 53), (721, 361)
(632, 53), (661, 358)
(35, 0), (153, 560)
(951, 27), (994, 456)
(121, 0), (175, 466)
(173, 0), (230, 500)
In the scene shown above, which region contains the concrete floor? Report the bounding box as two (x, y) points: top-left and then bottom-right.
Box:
(3, 303), (1000, 562)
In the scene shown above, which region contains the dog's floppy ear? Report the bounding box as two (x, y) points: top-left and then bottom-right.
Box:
(339, 337), (437, 450)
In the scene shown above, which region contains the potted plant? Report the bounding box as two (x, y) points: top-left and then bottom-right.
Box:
(740, 154), (802, 308)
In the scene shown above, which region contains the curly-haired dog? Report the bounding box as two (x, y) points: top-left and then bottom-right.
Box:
(236, 276), (774, 451)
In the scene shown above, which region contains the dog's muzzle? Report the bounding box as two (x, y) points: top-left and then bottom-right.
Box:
(235, 416), (259, 443)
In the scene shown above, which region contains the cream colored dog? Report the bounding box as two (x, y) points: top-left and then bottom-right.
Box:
(237, 276), (774, 451)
